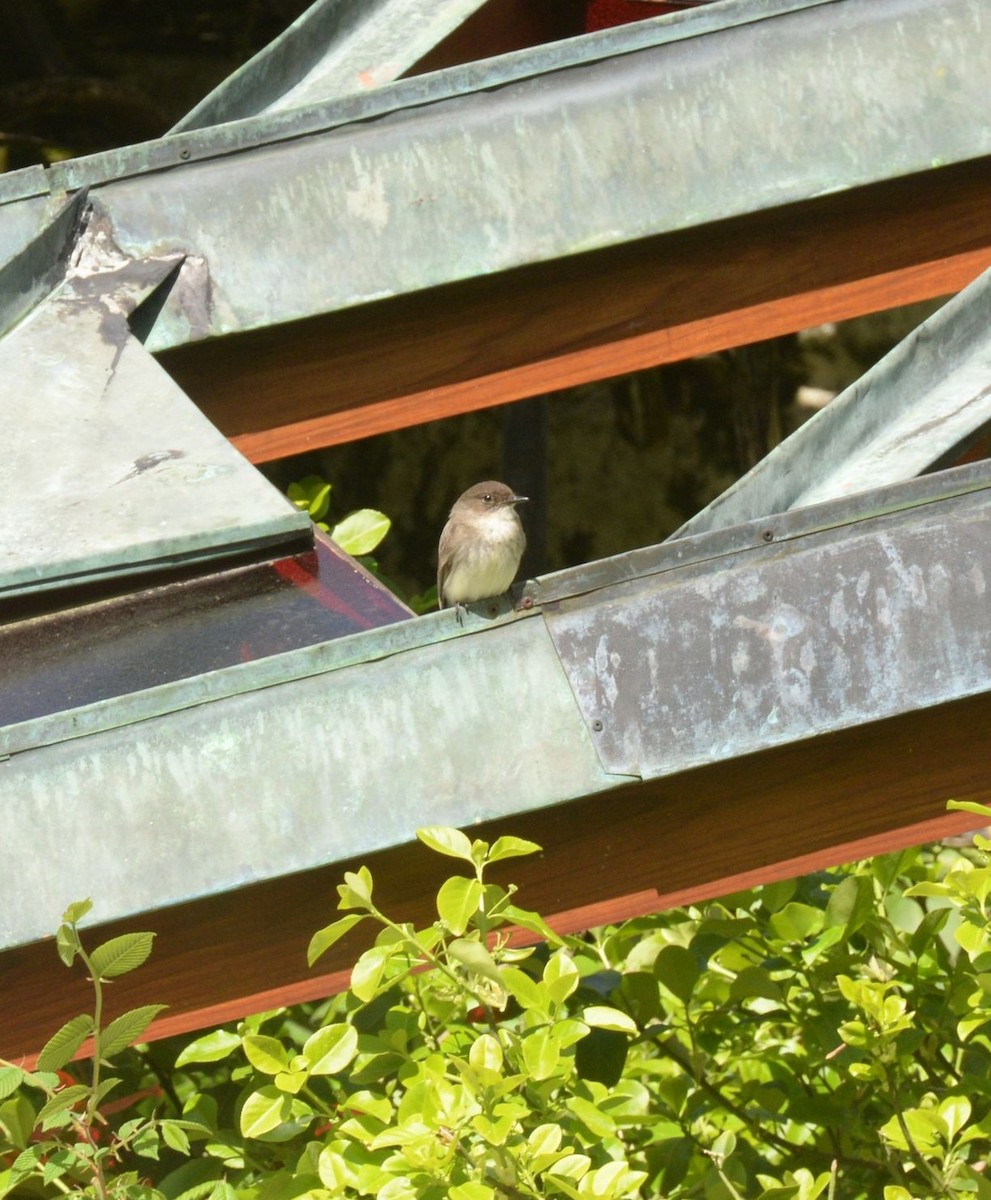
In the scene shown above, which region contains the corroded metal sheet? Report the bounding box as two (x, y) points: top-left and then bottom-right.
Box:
(0, 0), (986, 351)
(678, 265), (991, 537)
(3, 461), (991, 950)
(0, 202), (311, 597)
(542, 477), (991, 779)
(0, 613), (607, 949)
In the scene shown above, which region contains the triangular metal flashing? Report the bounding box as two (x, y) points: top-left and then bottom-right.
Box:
(0, 201), (311, 599)
(676, 264), (991, 538)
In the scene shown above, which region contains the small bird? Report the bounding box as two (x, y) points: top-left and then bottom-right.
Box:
(437, 481), (528, 614)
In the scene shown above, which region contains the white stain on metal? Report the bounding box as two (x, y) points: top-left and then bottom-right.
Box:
(345, 153), (390, 231)
(595, 635), (620, 708)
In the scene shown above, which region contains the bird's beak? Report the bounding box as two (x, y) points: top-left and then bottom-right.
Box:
(512, 494), (529, 505)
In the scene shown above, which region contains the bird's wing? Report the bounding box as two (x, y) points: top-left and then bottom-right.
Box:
(436, 519), (456, 609)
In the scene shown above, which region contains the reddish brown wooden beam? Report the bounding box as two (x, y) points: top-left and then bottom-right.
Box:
(156, 159), (991, 463)
(3, 690), (987, 1065)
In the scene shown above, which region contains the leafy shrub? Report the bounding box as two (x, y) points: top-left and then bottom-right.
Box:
(3, 809), (991, 1199)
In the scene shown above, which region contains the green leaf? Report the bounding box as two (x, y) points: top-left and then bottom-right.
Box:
(60, 899), (93, 926)
(939, 1094), (972, 1141)
(0, 1066), (26, 1100)
(948, 799), (991, 820)
(583, 1006), (638, 1035)
(303, 1023), (358, 1075)
(487, 835), (542, 863)
(522, 1028), (560, 1080)
(450, 1184), (496, 1200)
(351, 943), (394, 1002)
(654, 944), (699, 1004)
(824, 874), (872, 934)
(9, 1146), (44, 1183)
(451, 938), (504, 984)
(759, 879), (796, 913)
(566, 1095), (615, 1138)
(89, 932), (155, 979)
(36, 1084), (89, 1124)
(36, 1014), (95, 1072)
(436, 876), (484, 935)
(175, 1029), (242, 1067)
(273, 1066), (309, 1095)
(770, 902), (824, 943)
(544, 952), (580, 1004)
(101, 1004), (168, 1058)
(92, 1076), (122, 1108)
(307, 913), (366, 966)
(880, 1107), (946, 1155)
(500, 903), (562, 945)
(56, 924), (80, 968)
(41, 1147), (75, 1185)
(338, 867), (374, 908)
(330, 509), (391, 555)
(1, 1094), (38, 1148)
(209, 1184), (241, 1200)
(240, 1086), (292, 1139)
(548, 1153), (591, 1181)
(161, 1120), (192, 1155)
(469, 1032), (503, 1074)
(242, 1035), (290, 1076)
(417, 826), (475, 863)
(132, 1124), (161, 1159)
(287, 475), (331, 522)
(729, 967), (783, 1002)
(501, 965), (548, 1011)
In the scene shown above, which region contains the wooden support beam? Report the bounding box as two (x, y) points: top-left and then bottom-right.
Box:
(3, 690), (986, 1065)
(155, 159), (991, 463)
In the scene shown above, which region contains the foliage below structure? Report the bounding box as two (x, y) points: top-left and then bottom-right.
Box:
(3, 807), (991, 1198)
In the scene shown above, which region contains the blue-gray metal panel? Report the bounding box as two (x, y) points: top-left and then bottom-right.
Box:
(0, 189), (86, 337)
(0, 613), (608, 949)
(677, 265), (991, 537)
(0, 0), (985, 351)
(542, 484), (991, 779)
(0, 207), (312, 596)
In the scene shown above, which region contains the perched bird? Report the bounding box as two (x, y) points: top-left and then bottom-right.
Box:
(437, 481), (528, 613)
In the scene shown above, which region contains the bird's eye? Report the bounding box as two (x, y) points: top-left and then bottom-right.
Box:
(482, 493), (493, 502)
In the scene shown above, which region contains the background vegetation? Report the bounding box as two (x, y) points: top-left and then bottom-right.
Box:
(4, 811), (991, 1200)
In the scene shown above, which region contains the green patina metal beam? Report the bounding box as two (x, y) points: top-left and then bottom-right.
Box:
(172, 0), (492, 132)
(676, 264), (991, 537)
(0, 0), (986, 354)
(2, 456), (990, 951)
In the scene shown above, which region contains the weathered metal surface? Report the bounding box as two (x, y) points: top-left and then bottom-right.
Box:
(0, 612), (605, 949)
(0, 531), (412, 727)
(173, 0), (491, 132)
(677, 265), (991, 538)
(3, 460), (991, 950)
(0, 201), (311, 599)
(0, 189), (86, 337)
(542, 467), (991, 779)
(0, 0), (986, 352)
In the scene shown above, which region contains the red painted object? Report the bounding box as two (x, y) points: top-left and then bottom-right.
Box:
(585, 0), (712, 31)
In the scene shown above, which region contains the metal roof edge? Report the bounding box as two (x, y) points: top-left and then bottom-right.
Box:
(14, 0), (838, 196)
(0, 596), (522, 757)
(5, 453), (988, 759)
(531, 455), (991, 606)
